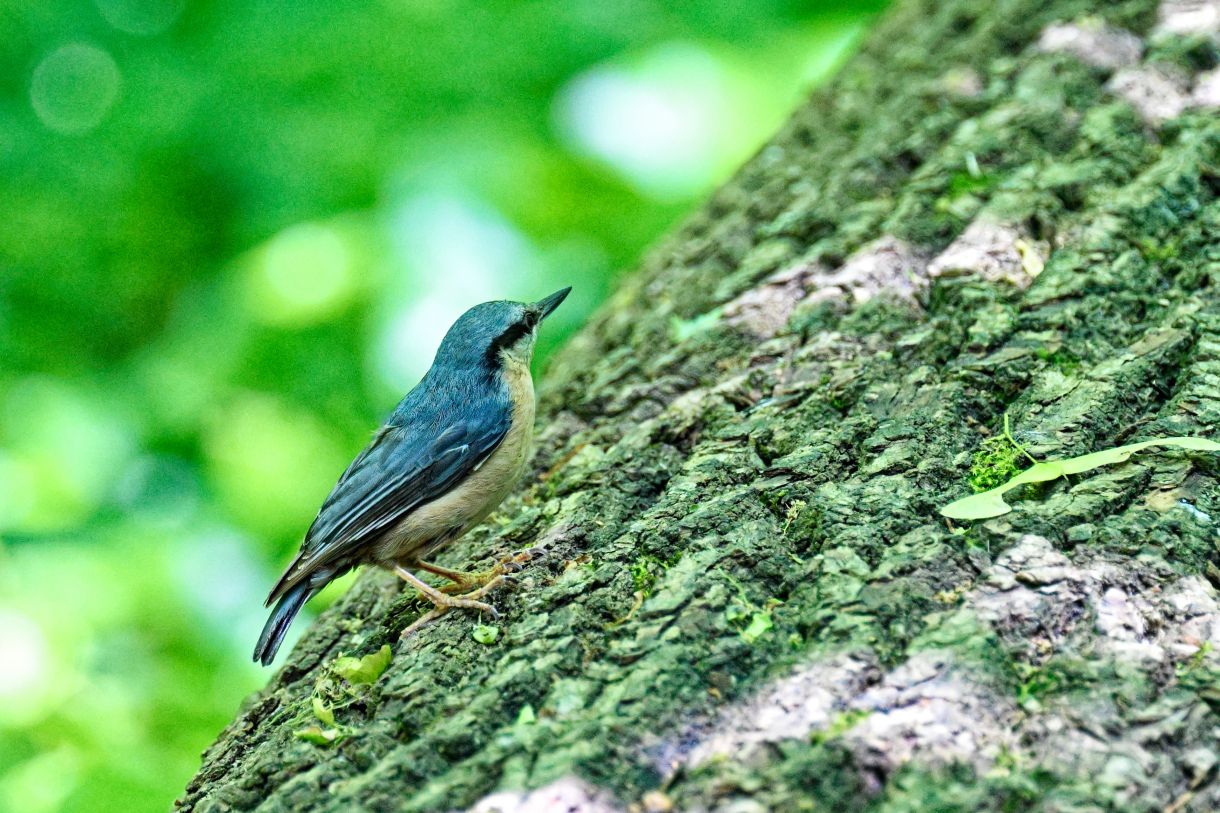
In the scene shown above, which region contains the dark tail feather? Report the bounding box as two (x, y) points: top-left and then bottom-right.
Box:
(253, 582), (312, 666)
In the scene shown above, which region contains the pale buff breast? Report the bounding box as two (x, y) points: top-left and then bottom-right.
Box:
(373, 357), (535, 564)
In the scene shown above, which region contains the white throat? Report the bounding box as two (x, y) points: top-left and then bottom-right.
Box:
(498, 330), (537, 368)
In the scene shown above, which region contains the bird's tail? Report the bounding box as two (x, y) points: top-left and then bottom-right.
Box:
(253, 582), (313, 666)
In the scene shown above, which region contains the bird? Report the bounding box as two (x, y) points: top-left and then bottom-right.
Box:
(253, 287), (572, 666)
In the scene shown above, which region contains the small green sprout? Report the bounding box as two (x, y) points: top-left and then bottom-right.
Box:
(629, 558), (658, 596)
(722, 573), (781, 644)
(312, 696), (335, 727)
(472, 624), (499, 645)
(296, 647), (392, 746)
(332, 644), (392, 685)
(294, 697), (343, 746)
(627, 552), (681, 598)
(968, 413), (1037, 493)
(294, 726), (341, 746)
(782, 499), (807, 534)
(741, 611), (774, 644)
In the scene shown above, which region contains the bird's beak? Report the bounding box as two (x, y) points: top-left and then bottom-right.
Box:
(533, 286), (572, 322)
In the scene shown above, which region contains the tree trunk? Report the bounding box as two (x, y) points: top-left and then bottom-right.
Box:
(179, 0), (1220, 810)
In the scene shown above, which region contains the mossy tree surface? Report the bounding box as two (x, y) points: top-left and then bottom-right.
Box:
(181, 0), (1220, 810)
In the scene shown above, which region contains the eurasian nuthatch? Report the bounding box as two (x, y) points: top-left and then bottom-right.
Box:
(254, 287), (571, 665)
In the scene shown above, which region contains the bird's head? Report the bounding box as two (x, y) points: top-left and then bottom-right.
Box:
(432, 287), (571, 373)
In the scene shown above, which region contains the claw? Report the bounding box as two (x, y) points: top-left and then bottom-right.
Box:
(495, 547), (541, 576)
(393, 564), (509, 638)
(399, 608), (445, 639)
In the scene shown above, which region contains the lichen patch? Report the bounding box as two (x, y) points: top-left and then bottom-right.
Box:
(927, 219), (1047, 287)
(968, 535), (1220, 670)
(1106, 65), (1191, 125)
(1159, 576), (1220, 659)
(1037, 20), (1143, 70)
(844, 651), (1018, 775)
(1190, 67), (1220, 108)
(969, 534), (1086, 655)
(670, 648), (1018, 783)
(1156, 0), (1220, 37)
(810, 236), (931, 307)
(676, 651), (880, 770)
(723, 237), (930, 338)
(468, 777), (625, 813)
(722, 263), (825, 339)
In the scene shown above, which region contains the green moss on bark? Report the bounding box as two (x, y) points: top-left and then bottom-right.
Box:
(180, 0), (1220, 810)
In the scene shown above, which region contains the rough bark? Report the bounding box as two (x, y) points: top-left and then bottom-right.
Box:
(180, 0), (1220, 810)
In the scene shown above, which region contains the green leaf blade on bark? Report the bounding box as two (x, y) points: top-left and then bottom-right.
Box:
(941, 437), (1220, 520)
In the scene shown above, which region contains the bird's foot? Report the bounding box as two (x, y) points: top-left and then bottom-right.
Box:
(416, 555), (532, 594)
(399, 608), (446, 639)
(438, 569), (502, 594)
(394, 564), (508, 639)
(413, 559), (488, 588)
(498, 546), (542, 574)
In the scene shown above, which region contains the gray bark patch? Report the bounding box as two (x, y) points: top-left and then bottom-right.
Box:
(1156, 0), (1220, 37)
(927, 219), (1047, 288)
(811, 236), (931, 308)
(1107, 65), (1192, 125)
(674, 652), (881, 770)
(722, 263), (827, 339)
(1038, 20), (1144, 70)
(844, 651), (1019, 780)
(969, 534), (1220, 670)
(1190, 67), (1220, 108)
(722, 237), (930, 338)
(468, 777), (625, 813)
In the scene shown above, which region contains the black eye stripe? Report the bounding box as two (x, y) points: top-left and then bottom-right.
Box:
(498, 322), (529, 347)
(486, 320), (531, 363)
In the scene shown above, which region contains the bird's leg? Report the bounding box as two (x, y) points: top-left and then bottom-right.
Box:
(392, 564), (498, 614)
(414, 558), (523, 595)
(392, 563), (506, 639)
(413, 559), (495, 591)
(496, 546), (542, 573)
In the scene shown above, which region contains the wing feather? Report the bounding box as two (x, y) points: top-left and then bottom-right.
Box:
(265, 407), (510, 605)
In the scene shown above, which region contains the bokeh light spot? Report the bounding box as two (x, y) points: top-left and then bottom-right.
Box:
(94, 0), (186, 36)
(29, 43), (121, 134)
(0, 747), (80, 813)
(246, 223), (359, 326)
(0, 610), (49, 699)
(554, 42), (727, 201)
(0, 378), (135, 532)
(175, 527), (264, 634)
(0, 453), (38, 529)
(203, 393), (346, 538)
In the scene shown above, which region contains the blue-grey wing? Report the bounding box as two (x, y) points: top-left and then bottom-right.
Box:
(265, 408), (510, 605)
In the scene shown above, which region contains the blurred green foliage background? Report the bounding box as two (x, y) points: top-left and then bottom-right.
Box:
(0, 0), (887, 809)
